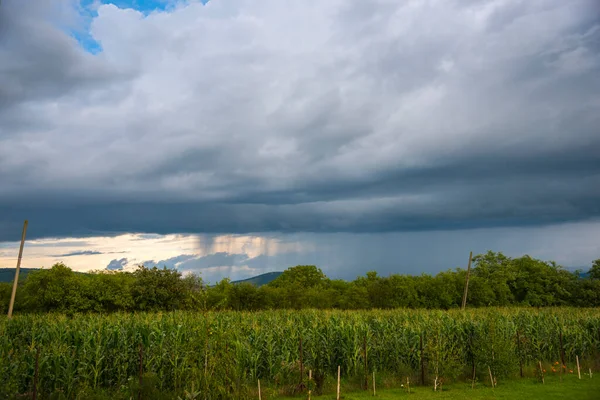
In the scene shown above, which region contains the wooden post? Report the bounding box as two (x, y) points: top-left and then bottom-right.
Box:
(516, 330), (523, 378)
(559, 331), (566, 369)
(204, 328), (209, 378)
(308, 370), (312, 400)
(471, 364), (476, 389)
(225, 342), (230, 393)
(299, 337), (304, 387)
(337, 366), (341, 400)
(258, 379), (261, 400)
(406, 377), (410, 393)
(589, 368), (592, 378)
(33, 346), (40, 400)
(461, 251), (473, 310)
(138, 343), (143, 400)
(539, 361), (544, 384)
(372, 371), (376, 396)
(576, 356), (581, 379)
(488, 366), (494, 388)
(364, 335), (368, 390)
(420, 333), (425, 385)
(7, 220), (28, 318)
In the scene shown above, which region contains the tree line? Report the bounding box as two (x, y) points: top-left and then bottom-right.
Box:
(1, 251), (599, 314)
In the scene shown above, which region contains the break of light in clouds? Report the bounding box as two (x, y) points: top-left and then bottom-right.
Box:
(0, 232), (313, 282)
(1, 0), (600, 278)
(1, 221), (599, 283)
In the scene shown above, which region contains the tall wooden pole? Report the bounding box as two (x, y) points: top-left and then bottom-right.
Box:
(336, 366), (341, 400)
(461, 251), (473, 310)
(7, 220), (28, 319)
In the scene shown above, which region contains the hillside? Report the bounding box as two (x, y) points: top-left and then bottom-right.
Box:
(0, 268), (39, 284)
(232, 271), (282, 286)
(0, 267), (283, 287)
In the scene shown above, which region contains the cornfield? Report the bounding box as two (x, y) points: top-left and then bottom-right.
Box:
(0, 308), (599, 398)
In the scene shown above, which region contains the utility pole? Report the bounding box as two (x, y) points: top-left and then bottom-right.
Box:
(461, 251), (473, 310)
(8, 220), (28, 318)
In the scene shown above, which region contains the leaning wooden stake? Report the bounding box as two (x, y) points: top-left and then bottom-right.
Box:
(372, 371), (376, 396)
(406, 377), (410, 394)
(488, 366), (494, 388)
(461, 251), (473, 310)
(7, 220), (28, 318)
(258, 379), (261, 400)
(337, 366), (341, 400)
(576, 356), (581, 379)
(539, 361), (544, 384)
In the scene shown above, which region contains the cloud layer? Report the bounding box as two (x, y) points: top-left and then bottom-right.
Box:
(1, 0), (600, 241)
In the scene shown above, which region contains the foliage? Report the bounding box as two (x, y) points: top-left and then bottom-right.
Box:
(590, 259), (600, 280)
(1, 252), (600, 314)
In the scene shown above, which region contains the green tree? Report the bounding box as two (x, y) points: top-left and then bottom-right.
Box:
(130, 266), (186, 311)
(206, 278), (232, 310)
(22, 263), (92, 312)
(87, 271), (135, 311)
(589, 259), (600, 280)
(229, 282), (263, 311)
(269, 265), (327, 289)
(472, 251), (515, 305)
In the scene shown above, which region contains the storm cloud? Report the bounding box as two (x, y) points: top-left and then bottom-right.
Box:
(1, 0), (600, 242)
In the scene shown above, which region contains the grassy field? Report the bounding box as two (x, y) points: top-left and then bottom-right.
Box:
(1, 308), (599, 399)
(279, 374), (599, 399)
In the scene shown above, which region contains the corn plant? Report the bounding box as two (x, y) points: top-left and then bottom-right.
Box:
(0, 308), (598, 399)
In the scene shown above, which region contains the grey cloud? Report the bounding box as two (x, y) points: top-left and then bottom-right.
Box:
(106, 257), (128, 270)
(154, 252), (250, 271)
(0, 0), (599, 241)
(141, 260), (156, 268)
(149, 254), (196, 269)
(143, 252), (253, 283)
(52, 250), (103, 257)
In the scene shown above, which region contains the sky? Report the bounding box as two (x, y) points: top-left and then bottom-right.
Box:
(1, 0), (599, 283)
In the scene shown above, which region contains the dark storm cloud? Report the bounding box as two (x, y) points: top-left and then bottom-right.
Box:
(1, 0), (600, 241)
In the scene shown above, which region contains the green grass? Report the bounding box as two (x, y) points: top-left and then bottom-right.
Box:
(277, 374), (599, 400)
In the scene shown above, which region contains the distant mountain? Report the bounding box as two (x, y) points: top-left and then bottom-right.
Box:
(232, 271), (282, 287)
(0, 268), (39, 283)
